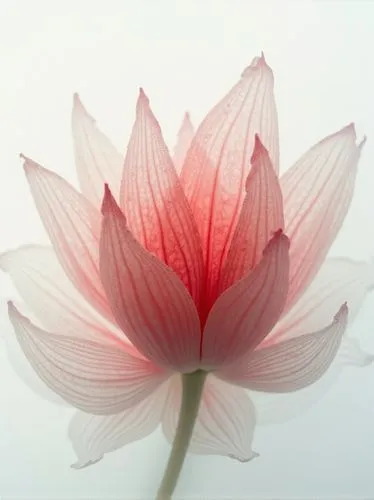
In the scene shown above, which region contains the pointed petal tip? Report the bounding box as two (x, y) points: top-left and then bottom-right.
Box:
(335, 302), (348, 321)
(251, 134), (269, 161)
(136, 87), (150, 113)
(100, 183), (114, 214)
(241, 52), (270, 78)
(264, 229), (290, 254)
(71, 456), (103, 469)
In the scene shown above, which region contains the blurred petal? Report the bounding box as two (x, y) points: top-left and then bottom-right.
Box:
(72, 94), (124, 208)
(202, 231), (289, 369)
(220, 304), (348, 392)
(281, 125), (365, 312)
(100, 186), (201, 372)
(268, 256), (374, 344)
(173, 112), (194, 174)
(69, 381), (169, 468)
(180, 54), (279, 305)
(252, 336), (374, 425)
(23, 157), (114, 323)
(8, 302), (168, 415)
(0, 245), (124, 346)
(220, 135), (284, 292)
(162, 374), (258, 462)
(120, 90), (203, 305)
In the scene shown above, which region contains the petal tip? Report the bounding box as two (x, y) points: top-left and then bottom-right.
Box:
(265, 229), (290, 253)
(228, 450), (260, 463)
(241, 52), (270, 78)
(136, 87), (150, 113)
(71, 456), (103, 469)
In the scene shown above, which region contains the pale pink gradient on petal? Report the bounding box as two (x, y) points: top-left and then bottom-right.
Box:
(267, 256), (374, 345)
(220, 304), (348, 392)
(100, 186), (201, 372)
(281, 124), (365, 312)
(180, 54), (279, 308)
(251, 336), (373, 426)
(173, 112), (194, 174)
(23, 157), (116, 324)
(201, 231), (289, 369)
(8, 302), (169, 415)
(69, 381), (169, 469)
(162, 374), (258, 462)
(0, 245), (126, 347)
(219, 135), (284, 293)
(72, 94), (124, 208)
(120, 90), (203, 305)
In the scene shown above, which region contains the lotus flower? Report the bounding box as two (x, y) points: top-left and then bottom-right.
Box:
(1, 54), (373, 499)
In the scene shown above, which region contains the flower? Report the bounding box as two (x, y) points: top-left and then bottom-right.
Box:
(1, 54), (373, 497)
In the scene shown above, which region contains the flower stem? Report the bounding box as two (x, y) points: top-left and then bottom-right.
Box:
(155, 369), (207, 500)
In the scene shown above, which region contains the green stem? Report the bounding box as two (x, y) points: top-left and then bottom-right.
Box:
(155, 369), (207, 500)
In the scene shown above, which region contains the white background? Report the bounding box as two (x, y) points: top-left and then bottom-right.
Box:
(0, 1), (374, 498)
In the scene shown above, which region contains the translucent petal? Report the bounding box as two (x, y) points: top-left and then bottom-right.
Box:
(100, 186), (201, 372)
(8, 302), (168, 415)
(23, 157), (114, 323)
(173, 112), (195, 174)
(281, 124), (365, 312)
(201, 231), (289, 369)
(120, 90), (203, 305)
(0, 245), (124, 346)
(220, 304), (348, 392)
(268, 256), (374, 344)
(72, 94), (124, 208)
(69, 381), (169, 468)
(180, 54), (279, 305)
(220, 135), (284, 292)
(162, 374), (258, 462)
(251, 336), (374, 425)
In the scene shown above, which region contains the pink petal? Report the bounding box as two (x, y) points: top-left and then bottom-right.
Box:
(173, 112), (195, 174)
(72, 94), (124, 208)
(0, 245), (125, 346)
(267, 256), (374, 345)
(8, 302), (168, 415)
(251, 336), (373, 425)
(281, 124), (365, 312)
(23, 157), (115, 323)
(201, 231), (289, 369)
(219, 135), (284, 293)
(119, 90), (203, 305)
(220, 304), (348, 392)
(100, 186), (201, 372)
(69, 381), (169, 469)
(162, 374), (258, 462)
(180, 54), (279, 306)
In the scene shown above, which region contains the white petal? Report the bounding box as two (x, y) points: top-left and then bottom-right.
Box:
(69, 381), (169, 468)
(162, 374), (258, 462)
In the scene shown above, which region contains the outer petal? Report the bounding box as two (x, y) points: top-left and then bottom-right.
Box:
(100, 186), (201, 372)
(72, 94), (124, 208)
(219, 135), (284, 293)
(180, 54), (279, 305)
(219, 304), (348, 392)
(69, 381), (169, 469)
(268, 256), (374, 344)
(173, 112), (195, 174)
(201, 231), (289, 369)
(1, 302), (67, 405)
(119, 90), (203, 305)
(0, 245), (124, 346)
(281, 124), (365, 312)
(8, 302), (168, 415)
(251, 336), (374, 425)
(23, 157), (114, 323)
(162, 374), (258, 462)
